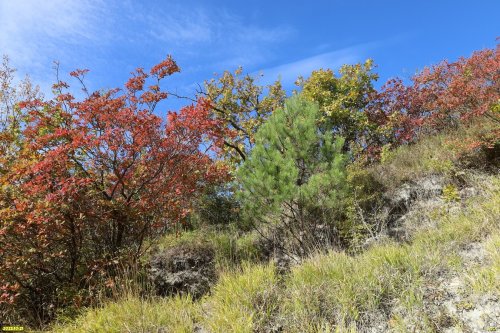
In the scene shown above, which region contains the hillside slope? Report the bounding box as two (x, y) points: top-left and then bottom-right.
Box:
(50, 123), (500, 333)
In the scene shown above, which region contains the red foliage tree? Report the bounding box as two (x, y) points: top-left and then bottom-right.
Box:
(368, 43), (500, 146)
(0, 56), (228, 323)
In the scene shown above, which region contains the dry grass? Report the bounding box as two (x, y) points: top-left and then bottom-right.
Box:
(369, 118), (498, 189)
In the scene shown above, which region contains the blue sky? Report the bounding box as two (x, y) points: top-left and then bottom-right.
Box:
(1, 0), (499, 110)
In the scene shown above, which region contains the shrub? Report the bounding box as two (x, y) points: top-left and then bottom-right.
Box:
(343, 163), (386, 248)
(297, 60), (379, 157)
(442, 184), (460, 202)
(203, 66), (286, 165)
(189, 184), (240, 227)
(366, 117), (499, 191)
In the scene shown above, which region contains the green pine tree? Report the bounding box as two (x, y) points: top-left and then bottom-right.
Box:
(237, 95), (347, 254)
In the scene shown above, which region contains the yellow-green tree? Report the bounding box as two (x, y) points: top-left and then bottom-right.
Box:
(297, 59), (378, 156)
(202, 67), (286, 165)
(0, 55), (40, 174)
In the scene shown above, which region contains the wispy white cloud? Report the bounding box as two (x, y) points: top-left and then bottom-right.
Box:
(0, 0), (109, 95)
(0, 0), (294, 97)
(148, 7), (291, 45)
(256, 42), (380, 87)
(0, 0), (105, 67)
(147, 7), (214, 44)
(139, 5), (293, 69)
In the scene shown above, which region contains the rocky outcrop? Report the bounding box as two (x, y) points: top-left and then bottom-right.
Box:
(149, 243), (216, 299)
(383, 175), (445, 228)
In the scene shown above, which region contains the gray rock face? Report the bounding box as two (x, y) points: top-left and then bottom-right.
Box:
(149, 244), (216, 299)
(382, 175), (445, 239)
(360, 175), (448, 248)
(384, 175), (444, 222)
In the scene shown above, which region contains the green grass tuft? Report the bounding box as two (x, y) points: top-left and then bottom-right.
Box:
(202, 263), (279, 333)
(51, 295), (199, 333)
(466, 233), (500, 295)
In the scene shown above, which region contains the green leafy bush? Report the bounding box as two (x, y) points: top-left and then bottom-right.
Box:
(297, 60), (379, 156)
(189, 185), (240, 227)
